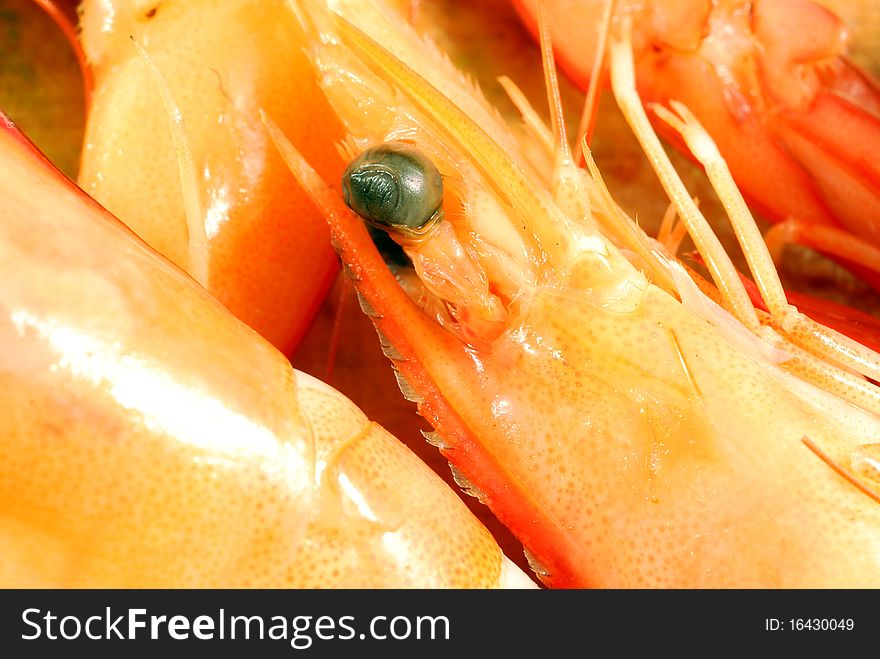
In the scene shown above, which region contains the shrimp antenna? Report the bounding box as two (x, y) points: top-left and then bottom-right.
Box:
(654, 100), (880, 385)
(497, 75), (554, 156)
(133, 38), (210, 288)
(802, 437), (880, 506)
(536, 1), (571, 165)
(575, 0), (614, 164)
(608, 19), (760, 331)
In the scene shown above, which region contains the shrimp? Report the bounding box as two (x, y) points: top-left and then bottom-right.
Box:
(276, 0), (880, 587)
(0, 113), (535, 588)
(512, 0), (880, 288)
(75, 0), (345, 353)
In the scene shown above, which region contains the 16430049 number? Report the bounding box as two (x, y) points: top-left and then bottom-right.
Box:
(790, 619), (854, 631)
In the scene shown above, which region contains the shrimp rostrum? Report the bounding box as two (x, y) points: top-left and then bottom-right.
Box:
(279, 0), (880, 587)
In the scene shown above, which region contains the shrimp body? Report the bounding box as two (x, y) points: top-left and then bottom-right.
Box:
(282, 0), (880, 587)
(447, 276), (880, 586)
(77, 0), (345, 353)
(0, 115), (531, 588)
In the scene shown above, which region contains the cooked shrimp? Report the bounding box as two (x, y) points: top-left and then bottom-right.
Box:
(275, 0), (880, 587)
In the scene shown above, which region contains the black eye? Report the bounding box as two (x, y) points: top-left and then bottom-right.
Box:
(341, 143), (443, 236)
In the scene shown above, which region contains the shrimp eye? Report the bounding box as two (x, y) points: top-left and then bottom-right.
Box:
(342, 143), (443, 236)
